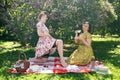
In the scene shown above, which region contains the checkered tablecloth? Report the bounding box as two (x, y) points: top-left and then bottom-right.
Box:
(8, 57), (111, 74)
(27, 57), (94, 74)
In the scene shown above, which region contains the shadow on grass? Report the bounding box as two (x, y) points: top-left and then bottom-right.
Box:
(0, 40), (119, 79)
(63, 40), (120, 68)
(0, 47), (100, 80)
(92, 41), (120, 68)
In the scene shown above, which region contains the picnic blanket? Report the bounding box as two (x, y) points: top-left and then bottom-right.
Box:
(8, 57), (111, 74)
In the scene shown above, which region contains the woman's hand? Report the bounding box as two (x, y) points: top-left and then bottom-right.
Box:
(75, 30), (78, 34)
(79, 36), (91, 47)
(75, 30), (80, 34)
(74, 36), (79, 43)
(75, 30), (79, 38)
(75, 36), (79, 40)
(78, 34), (83, 41)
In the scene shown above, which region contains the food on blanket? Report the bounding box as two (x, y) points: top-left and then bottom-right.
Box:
(16, 60), (23, 64)
(8, 68), (17, 73)
(29, 65), (49, 72)
(30, 65), (43, 72)
(94, 65), (109, 73)
(66, 65), (79, 70)
(14, 60), (24, 68)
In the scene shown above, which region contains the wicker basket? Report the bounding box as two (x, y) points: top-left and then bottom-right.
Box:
(15, 53), (30, 73)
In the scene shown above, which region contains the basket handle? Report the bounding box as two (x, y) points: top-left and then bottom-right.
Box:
(18, 53), (27, 60)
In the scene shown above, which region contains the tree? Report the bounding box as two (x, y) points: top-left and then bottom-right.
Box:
(6, 0), (117, 46)
(108, 0), (120, 36)
(0, 0), (14, 38)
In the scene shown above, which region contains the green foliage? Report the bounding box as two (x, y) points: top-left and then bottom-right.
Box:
(108, 0), (120, 36)
(2, 0), (118, 46)
(8, 3), (39, 46)
(0, 0), (15, 26)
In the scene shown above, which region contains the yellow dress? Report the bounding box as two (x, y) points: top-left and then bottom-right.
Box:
(67, 32), (95, 65)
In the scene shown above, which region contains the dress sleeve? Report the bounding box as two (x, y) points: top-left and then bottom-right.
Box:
(87, 33), (92, 39)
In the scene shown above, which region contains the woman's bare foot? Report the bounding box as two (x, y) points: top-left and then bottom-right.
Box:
(89, 61), (95, 70)
(60, 59), (67, 67)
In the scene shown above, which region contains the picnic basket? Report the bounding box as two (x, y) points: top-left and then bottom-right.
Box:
(14, 53), (30, 73)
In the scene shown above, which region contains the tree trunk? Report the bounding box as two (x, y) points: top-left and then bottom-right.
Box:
(21, 41), (26, 46)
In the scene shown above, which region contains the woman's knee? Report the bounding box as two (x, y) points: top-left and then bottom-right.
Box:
(56, 39), (63, 45)
(42, 58), (48, 62)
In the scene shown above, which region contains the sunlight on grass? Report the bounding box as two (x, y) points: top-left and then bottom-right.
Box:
(92, 35), (120, 41)
(0, 41), (21, 49)
(0, 36), (120, 80)
(106, 62), (120, 79)
(93, 37), (120, 41)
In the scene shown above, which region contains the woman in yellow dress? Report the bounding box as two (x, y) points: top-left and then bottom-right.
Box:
(67, 22), (95, 66)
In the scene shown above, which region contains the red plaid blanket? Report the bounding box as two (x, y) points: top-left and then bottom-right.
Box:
(8, 57), (111, 74)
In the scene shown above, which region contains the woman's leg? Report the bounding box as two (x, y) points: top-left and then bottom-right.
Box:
(29, 58), (48, 63)
(29, 51), (49, 62)
(56, 39), (67, 67)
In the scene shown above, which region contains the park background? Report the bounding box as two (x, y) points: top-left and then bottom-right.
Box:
(0, 0), (120, 80)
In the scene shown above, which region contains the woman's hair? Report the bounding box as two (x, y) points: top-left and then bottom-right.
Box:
(37, 11), (46, 21)
(83, 21), (91, 33)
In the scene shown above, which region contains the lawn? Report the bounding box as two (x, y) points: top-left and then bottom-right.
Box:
(0, 35), (120, 80)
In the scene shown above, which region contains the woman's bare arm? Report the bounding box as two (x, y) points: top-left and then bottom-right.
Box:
(82, 38), (91, 47)
(74, 31), (79, 43)
(81, 38), (91, 47)
(74, 37), (79, 43)
(79, 36), (91, 47)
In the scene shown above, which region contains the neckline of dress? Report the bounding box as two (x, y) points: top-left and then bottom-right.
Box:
(39, 21), (46, 27)
(83, 32), (89, 34)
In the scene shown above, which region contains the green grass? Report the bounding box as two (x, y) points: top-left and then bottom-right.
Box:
(0, 36), (120, 80)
